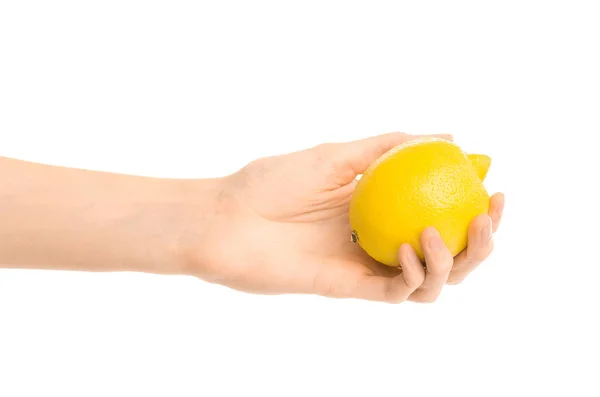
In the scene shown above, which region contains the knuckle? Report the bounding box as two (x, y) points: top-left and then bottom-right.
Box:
(384, 294), (407, 304)
(427, 261), (453, 276)
(468, 242), (494, 262)
(405, 272), (425, 290)
(469, 252), (487, 263)
(410, 290), (440, 303)
(313, 142), (342, 171)
(446, 277), (464, 285)
(314, 142), (336, 155)
(383, 283), (407, 304)
(419, 295), (438, 304)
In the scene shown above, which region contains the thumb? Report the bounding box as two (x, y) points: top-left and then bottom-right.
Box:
(340, 132), (453, 177)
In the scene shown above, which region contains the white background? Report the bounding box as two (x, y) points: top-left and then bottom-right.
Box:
(1, 1), (599, 396)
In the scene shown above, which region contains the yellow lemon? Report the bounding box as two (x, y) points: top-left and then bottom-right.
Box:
(349, 137), (491, 266)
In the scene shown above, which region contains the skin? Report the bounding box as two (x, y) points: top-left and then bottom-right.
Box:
(0, 132), (504, 303)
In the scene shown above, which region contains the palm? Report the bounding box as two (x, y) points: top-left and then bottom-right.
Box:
(232, 153), (401, 296)
(296, 206), (397, 278)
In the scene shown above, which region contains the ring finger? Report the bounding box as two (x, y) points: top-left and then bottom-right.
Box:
(447, 192), (504, 284)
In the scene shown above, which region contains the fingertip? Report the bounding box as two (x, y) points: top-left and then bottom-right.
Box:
(481, 214), (493, 242)
(468, 213), (492, 243)
(398, 243), (425, 288)
(420, 226), (438, 240)
(420, 226), (446, 253)
(470, 213), (492, 233)
(489, 192), (505, 232)
(464, 213), (494, 262)
(490, 192), (505, 211)
(398, 242), (416, 258)
(420, 226), (453, 277)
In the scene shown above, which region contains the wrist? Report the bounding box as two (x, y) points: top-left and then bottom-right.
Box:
(163, 176), (226, 277)
(172, 172), (256, 283)
(126, 178), (224, 276)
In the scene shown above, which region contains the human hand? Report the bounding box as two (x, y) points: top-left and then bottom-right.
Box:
(185, 133), (504, 303)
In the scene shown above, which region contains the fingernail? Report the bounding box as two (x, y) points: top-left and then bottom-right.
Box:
(481, 216), (492, 241)
(428, 230), (446, 252)
(407, 246), (421, 265)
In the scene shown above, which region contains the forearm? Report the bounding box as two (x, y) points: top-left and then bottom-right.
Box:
(0, 156), (222, 275)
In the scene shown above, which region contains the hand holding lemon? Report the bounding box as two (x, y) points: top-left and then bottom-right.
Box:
(190, 132), (504, 303)
(350, 137), (492, 265)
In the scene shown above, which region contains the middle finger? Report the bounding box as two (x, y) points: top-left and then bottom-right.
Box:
(408, 227), (454, 303)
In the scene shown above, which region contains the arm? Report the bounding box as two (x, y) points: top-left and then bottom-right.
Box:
(0, 132), (504, 303)
(0, 156), (221, 275)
